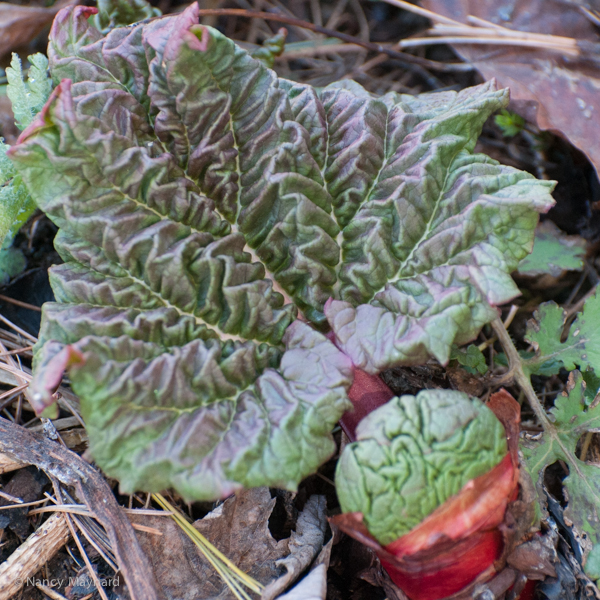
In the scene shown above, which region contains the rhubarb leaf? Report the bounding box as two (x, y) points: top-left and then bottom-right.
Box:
(335, 390), (508, 545)
(523, 371), (600, 579)
(524, 291), (600, 376)
(323, 83), (555, 373)
(8, 3), (553, 500)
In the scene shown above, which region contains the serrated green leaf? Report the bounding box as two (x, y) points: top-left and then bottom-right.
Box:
(336, 390), (507, 545)
(582, 368), (600, 406)
(525, 291), (600, 376)
(523, 371), (600, 578)
(0, 53), (51, 251)
(0, 139), (35, 247)
(8, 4), (554, 500)
(450, 344), (488, 375)
(6, 53), (52, 131)
(518, 221), (586, 277)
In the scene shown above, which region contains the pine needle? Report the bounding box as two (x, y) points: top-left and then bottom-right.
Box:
(152, 493), (263, 599)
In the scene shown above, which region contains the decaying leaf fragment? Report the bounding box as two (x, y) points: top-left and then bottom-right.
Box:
(8, 3), (553, 501)
(133, 488), (327, 599)
(421, 0), (600, 177)
(0, 0), (76, 59)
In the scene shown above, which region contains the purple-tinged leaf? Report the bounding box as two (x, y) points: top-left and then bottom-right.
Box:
(8, 4), (554, 499)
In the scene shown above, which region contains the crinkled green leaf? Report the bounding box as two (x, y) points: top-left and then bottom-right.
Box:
(92, 0), (161, 34)
(523, 371), (600, 579)
(336, 390), (507, 545)
(9, 3), (553, 500)
(525, 291), (600, 376)
(323, 82), (555, 373)
(518, 221), (586, 277)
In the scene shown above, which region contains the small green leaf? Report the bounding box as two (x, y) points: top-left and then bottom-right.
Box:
(450, 344), (488, 375)
(251, 28), (287, 69)
(583, 368), (600, 406)
(518, 221), (586, 277)
(494, 109), (525, 137)
(0, 140), (36, 249)
(523, 371), (600, 579)
(0, 53), (51, 251)
(524, 291), (600, 376)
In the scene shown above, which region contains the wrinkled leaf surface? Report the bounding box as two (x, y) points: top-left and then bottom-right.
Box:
(9, 3), (553, 500)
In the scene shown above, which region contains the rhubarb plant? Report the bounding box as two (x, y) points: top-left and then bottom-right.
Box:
(7, 3), (554, 501)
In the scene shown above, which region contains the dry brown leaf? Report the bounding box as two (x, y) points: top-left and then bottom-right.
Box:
(0, 0), (77, 59)
(275, 564), (326, 600)
(421, 0), (600, 176)
(132, 489), (330, 600)
(133, 488), (289, 600)
(261, 495), (328, 600)
(271, 538), (332, 600)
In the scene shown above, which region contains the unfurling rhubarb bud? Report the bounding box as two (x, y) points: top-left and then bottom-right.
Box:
(333, 389), (521, 600)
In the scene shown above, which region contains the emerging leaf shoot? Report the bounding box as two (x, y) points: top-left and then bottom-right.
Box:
(251, 28), (287, 68)
(335, 390), (507, 545)
(494, 109), (525, 137)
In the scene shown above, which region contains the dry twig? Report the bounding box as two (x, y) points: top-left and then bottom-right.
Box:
(0, 513), (70, 600)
